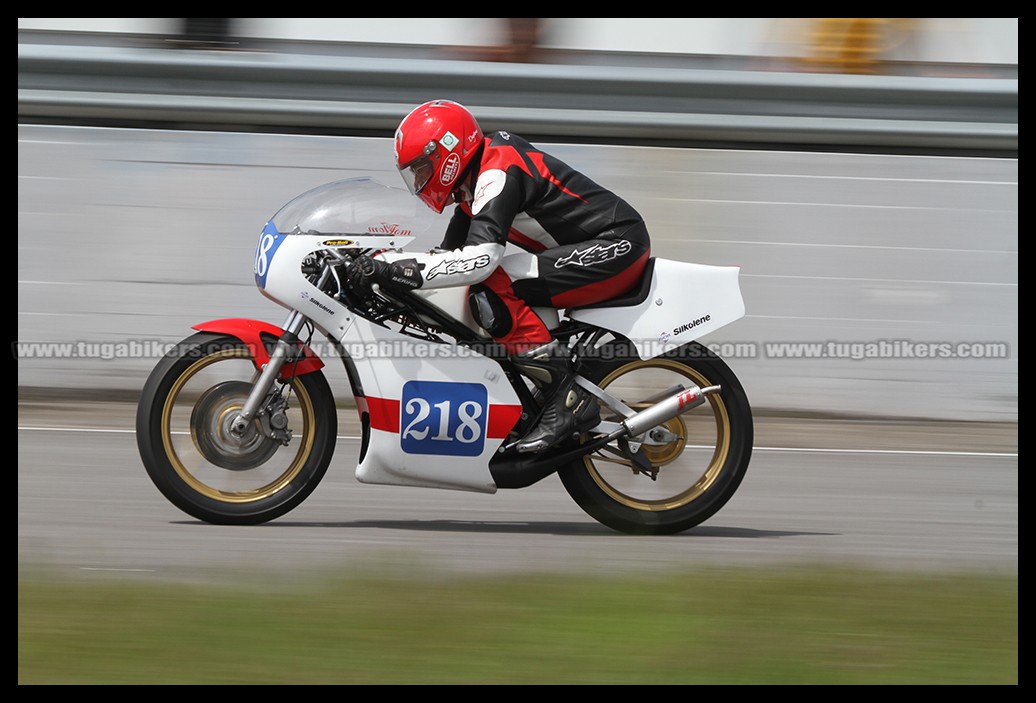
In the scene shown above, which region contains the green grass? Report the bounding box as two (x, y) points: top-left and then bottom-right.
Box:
(18, 565), (1017, 684)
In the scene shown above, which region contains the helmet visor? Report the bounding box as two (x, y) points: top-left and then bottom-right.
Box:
(398, 155), (435, 196)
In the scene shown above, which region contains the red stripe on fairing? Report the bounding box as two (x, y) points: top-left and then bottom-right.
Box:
(527, 152), (586, 202)
(366, 397), (400, 433)
(550, 250), (651, 309)
(364, 396), (522, 439)
(507, 227), (547, 252)
(488, 404), (522, 438)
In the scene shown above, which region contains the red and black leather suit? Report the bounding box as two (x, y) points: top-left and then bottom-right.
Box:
(389, 130), (651, 353)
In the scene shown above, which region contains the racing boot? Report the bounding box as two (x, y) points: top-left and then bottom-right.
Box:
(512, 341), (600, 453)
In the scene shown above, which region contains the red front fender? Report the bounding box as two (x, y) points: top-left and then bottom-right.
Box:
(192, 318), (325, 377)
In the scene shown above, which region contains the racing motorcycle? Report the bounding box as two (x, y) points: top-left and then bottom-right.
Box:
(136, 177), (753, 535)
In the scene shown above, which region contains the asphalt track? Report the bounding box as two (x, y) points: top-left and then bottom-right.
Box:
(18, 399), (1017, 585)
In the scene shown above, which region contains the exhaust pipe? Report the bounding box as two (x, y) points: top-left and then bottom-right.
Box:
(490, 383), (721, 489)
(606, 383), (719, 440)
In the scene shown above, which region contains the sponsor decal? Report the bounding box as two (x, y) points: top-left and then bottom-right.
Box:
(673, 315), (711, 336)
(440, 131), (459, 151)
(426, 254), (492, 280)
(367, 223), (413, 236)
(400, 380), (487, 456)
(440, 152), (462, 186)
(322, 239), (354, 246)
(300, 290), (335, 316)
(554, 240), (632, 268)
(676, 388), (700, 409)
(388, 260), (422, 289)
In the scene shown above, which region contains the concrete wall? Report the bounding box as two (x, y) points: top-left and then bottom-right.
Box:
(16, 125), (1017, 421)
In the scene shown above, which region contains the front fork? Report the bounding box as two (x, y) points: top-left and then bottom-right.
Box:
(229, 263), (336, 439)
(229, 309), (310, 439)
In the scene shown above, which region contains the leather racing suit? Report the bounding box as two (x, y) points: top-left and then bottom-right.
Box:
(390, 130), (651, 353)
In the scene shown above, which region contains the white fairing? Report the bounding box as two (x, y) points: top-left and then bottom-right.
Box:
(257, 233), (413, 339)
(410, 286), (485, 335)
(261, 239), (524, 493)
(568, 258), (745, 359)
(345, 315), (522, 493)
(253, 178), (529, 493)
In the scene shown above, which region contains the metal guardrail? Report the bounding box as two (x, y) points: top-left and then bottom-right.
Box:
(18, 41), (1018, 153)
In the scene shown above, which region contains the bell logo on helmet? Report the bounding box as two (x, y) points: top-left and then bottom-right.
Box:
(440, 131), (459, 151)
(440, 152), (462, 186)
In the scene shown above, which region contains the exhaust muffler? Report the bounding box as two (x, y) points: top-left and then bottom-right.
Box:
(605, 383), (720, 440)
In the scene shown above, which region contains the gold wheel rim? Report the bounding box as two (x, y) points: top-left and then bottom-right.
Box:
(160, 349), (317, 503)
(584, 358), (730, 511)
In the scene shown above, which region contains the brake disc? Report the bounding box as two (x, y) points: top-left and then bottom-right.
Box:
(190, 381), (281, 470)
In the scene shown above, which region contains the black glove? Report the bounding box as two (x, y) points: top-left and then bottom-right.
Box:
(346, 254), (422, 295)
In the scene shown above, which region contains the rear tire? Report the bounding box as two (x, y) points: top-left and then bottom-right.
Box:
(559, 340), (753, 535)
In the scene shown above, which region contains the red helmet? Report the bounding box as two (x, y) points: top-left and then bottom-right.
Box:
(394, 100), (484, 213)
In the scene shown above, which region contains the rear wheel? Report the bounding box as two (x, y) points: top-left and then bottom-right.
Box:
(559, 341), (753, 535)
(136, 332), (337, 525)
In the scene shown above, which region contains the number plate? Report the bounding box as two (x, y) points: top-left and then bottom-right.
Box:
(254, 222), (286, 289)
(400, 380), (488, 456)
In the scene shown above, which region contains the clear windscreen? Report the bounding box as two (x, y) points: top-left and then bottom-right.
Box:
(269, 177), (443, 247)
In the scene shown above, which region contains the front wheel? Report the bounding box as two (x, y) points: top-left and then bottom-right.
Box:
(560, 340), (753, 535)
(136, 332), (338, 525)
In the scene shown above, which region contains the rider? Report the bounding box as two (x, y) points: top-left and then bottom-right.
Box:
(350, 99), (651, 452)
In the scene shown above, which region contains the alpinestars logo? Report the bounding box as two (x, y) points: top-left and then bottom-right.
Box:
(554, 240), (632, 268)
(426, 254), (492, 280)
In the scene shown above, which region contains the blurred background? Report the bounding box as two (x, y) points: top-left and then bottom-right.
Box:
(17, 18), (1017, 422)
(17, 18), (1020, 74)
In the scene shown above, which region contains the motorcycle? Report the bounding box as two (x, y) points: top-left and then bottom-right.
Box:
(136, 177), (753, 535)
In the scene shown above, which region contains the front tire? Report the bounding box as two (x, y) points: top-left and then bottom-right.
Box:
(136, 332), (337, 525)
(559, 340), (753, 535)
